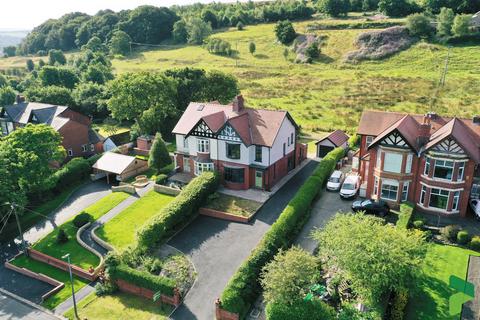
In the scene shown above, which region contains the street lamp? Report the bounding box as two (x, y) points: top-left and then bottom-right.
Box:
(62, 253), (79, 319)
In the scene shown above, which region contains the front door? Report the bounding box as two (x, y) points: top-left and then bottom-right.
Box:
(184, 157), (190, 173)
(255, 170), (263, 188)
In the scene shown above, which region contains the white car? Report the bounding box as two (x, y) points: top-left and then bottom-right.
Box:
(470, 199), (480, 220)
(327, 170), (344, 191)
(340, 175), (360, 199)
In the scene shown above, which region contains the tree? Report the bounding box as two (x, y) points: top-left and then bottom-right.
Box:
(275, 20), (296, 45)
(452, 14), (472, 36)
(437, 7), (455, 36)
(25, 85), (75, 106)
(38, 66), (79, 89)
(0, 74), (7, 88)
(204, 70), (240, 104)
(72, 82), (108, 117)
(378, 0), (414, 17)
(82, 63), (113, 84)
(318, 0), (350, 17)
(0, 86), (16, 107)
(148, 133), (172, 171)
(109, 30), (131, 55)
(38, 59), (46, 68)
(187, 18), (212, 45)
(406, 13), (433, 37)
(26, 59), (35, 72)
(3, 46), (16, 57)
(173, 20), (189, 43)
(48, 49), (66, 65)
(56, 228), (69, 244)
(237, 21), (244, 30)
(305, 42), (320, 61)
(261, 247), (320, 305)
(201, 9), (218, 29)
(249, 41), (256, 55)
(312, 213), (426, 303)
(82, 36), (108, 53)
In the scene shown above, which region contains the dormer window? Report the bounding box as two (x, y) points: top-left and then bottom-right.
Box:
(197, 138), (209, 153)
(30, 114), (38, 123)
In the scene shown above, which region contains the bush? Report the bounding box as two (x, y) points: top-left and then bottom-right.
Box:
(158, 163), (175, 175)
(275, 20), (296, 45)
(109, 264), (175, 296)
(155, 174), (168, 185)
(72, 212), (93, 228)
(441, 225), (462, 242)
(148, 133), (172, 172)
(412, 220), (424, 229)
(219, 147), (345, 317)
(347, 134), (359, 150)
(137, 171), (219, 251)
(50, 157), (91, 191)
(470, 236), (480, 251)
(396, 202), (414, 229)
(388, 288), (409, 320)
(406, 14), (432, 37)
(95, 281), (117, 296)
(206, 38), (233, 56)
(305, 42), (320, 61)
(56, 228), (68, 244)
(237, 22), (244, 30)
(457, 230), (470, 245)
(266, 299), (335, 320)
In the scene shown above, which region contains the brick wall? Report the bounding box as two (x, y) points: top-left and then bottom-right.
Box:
(58, 120), (91, 158)
(215, 299), (239, 320)
(115, 279), (181, 307)
(199, 207), (250, 223)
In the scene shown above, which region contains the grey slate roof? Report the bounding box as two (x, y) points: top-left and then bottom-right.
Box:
(3, 102), (70, 130)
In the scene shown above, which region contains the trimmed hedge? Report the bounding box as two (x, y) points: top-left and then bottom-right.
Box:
(396, 202), (414, 229)
(266, 299), (335, 320)
(109, 263), (175, 296)
(136, 171), (219, 251)
(219, 147), (345, 318)
(388, 288), (409, 320)
(50, 157), (91, 191)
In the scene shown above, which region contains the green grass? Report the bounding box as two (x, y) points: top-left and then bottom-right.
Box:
(92, 124), (130, 138)
(112, 17), (480, 135)
(205, 194), (262, 217)
(406, 243), (479, 320)
(63, 292), (172, 320)
(96, 191), (175, 250)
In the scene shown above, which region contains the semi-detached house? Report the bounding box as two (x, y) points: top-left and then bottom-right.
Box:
(172, 95), (307, 190)
(355, 110), (480, 217)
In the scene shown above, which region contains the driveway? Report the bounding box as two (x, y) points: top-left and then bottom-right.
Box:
(0, 181), (110, 304)
(0, 289), (62, 320)
(169, 160), (319, 320)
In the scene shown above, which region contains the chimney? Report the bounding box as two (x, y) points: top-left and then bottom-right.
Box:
(417, 114), (432, 147)
(232, 95), (244, 112)
(15, 95), (25, 104)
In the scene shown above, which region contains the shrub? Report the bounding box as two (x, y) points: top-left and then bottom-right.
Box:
(275, 20), (296, 45)
(148, 133), (172, 172)
(237, 22), (244, 30)
(305, 42), (320, 61)
(452, 14), (472, 37)
(266, 299), (335, 320)
(441, 225), (462, 242)
(347, 134), (359, 150)
(470, 236), (480, 251)
(396, 202), (414, 229)
(388, 288), (409, 320)
(220, 147), (345, 317)
(109, 264), (175, 296)
(155, 174), (168, 185)
(412, 220), (424, 229)
(206, 38), (233, 56)
(50, 157), (91, 191)
(158, 163), (175, 175)
(406, 14), (432, 37)
(56, 228), (68, 244)
(137, 171), (219, 251)
(95, 281), (117, 296)
(457, 230), (470, 245)
(72, 212), (93, 228)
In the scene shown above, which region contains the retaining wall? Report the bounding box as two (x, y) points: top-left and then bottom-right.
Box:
(112, 184), (136, 194)
(91, 225), (115, 251)
(215, 299), (240, 320)
(76, 222), (104, 271)
(115, 279), (181, 307)
(199, 207), (250, 223)
(153, 184), (181, 196)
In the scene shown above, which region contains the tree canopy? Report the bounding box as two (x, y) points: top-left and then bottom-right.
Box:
(275, 20), (297, 45)
(148, 133), (172, 171)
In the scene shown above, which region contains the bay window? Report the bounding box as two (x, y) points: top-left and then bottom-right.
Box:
(420, 185), (427, 205)
(255, 145), (262, 162)
(429, 188), (449, 210)
(401, 182), (409, 201)
(194, 161), (214, 175)
(457, 162), (465, 181)
(424, 157), (430, 175)
(433, 159), (454, 180)
(226, 143), (241, 159)
(383, 152), (402, 173)
(381, 179), (398, 201)
(197, 139), (210, 153)
(405, 154), (413, 173)
(452, 191), (460, 211)
(224, 167), (245, 183)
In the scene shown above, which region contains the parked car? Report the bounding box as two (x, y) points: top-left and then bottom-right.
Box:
(470, 198), (480, 220)
(327, 170), (345, 191)
(339, 175), (360, 199)
(352, 199), (390, 217)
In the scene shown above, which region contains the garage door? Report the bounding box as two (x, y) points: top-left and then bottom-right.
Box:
(317, 145), (335, 158)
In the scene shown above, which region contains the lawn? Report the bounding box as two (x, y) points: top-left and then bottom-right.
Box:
(92, 123), (131, 138)
(406, 243), (479, 320)
(95, 191), (175, 250)
(205, 193), (262, 217)
(63, 292), (173, 320)
(112, 16), (480, 135)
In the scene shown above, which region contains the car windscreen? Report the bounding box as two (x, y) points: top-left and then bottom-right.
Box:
(342, 183), (355, 190)
(361, 200), (372, 206)
(329, 177), (340, 183)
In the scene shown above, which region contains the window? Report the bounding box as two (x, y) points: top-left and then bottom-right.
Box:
(433, 159), (454, 180)
(67, 149), (73, 156)
(424, 157), (431, 175)
(224, 167), (245, 183)
(457, 162), (465, 181)
(197, 139), (209, 153)
(0, 121), (8, 135)
(255, 146), (262, 162)
(405, 154), (413, 173)
(401, 182), (409, 201)
(381, 180), (398, 201)
(383, 152), (402, 173)
(194, 161), (214, 175)
(429, 188), (449, 210)
(226, 143), (241, 159)
(90, 144), (95, 152)
(283, 143), (286, 156)
(366, 136), (374, 147)
(81, 145), (87, 152)
(452, 191), (460, 211)
(376, 150), (382, 168)
(291, 133), (294, 145)
(420, 185), (427, 205)
(373, 176), (379, 195)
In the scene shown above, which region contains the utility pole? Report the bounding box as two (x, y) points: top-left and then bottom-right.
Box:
(63, 254), (79, 319)
(11, 203), (28, 257)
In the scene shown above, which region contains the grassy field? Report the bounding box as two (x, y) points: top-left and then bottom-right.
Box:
(96, 191), (175, 250)
(63, 292), (172, 320)
(205, 194), (262, 217)
(112, 17), (480, 135)
(406, 243), (479, 320)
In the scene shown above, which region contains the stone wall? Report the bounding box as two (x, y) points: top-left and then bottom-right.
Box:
(153, 184), (181, 196)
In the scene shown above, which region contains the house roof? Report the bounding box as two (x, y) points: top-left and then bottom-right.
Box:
(3, 102), (71, 130)
(92, 152), (137, 174)
(106, 131), (131, 146)
(88, 128), (104, 144)
(172, 97), (296, 147)
(358, 110), (480, 163)
(472, 12), (480, 26)
(315, 129), (349, 147)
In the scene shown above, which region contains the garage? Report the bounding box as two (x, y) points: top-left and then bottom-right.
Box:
(315, 130), (350, 159)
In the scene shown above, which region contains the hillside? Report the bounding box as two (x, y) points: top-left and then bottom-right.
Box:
(112, 17), (480, 136)
(0, 30), (28, 55)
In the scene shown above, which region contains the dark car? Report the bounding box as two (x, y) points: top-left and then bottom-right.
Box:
(352, 199), (390, 217)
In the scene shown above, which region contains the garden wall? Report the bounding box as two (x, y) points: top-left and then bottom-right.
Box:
(115, 279), (181, 307)
(112, 184), (136, 194)
(199, 207), (250, 223)
(153, 184), (181, 196)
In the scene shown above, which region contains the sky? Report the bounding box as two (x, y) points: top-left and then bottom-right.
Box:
(0, 0), (245, 30)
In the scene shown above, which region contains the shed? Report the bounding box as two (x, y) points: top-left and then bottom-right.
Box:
(315, 130), (349, 158)
(92, 152), (148, 183)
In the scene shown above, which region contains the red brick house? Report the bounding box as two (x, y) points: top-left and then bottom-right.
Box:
(0, 101), (102, 159)
(172, 95), (307, 191)
(355, 110), (480, 217)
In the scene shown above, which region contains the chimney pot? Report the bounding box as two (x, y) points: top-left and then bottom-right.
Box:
(473, 115), (480, 125)
(232, 95), (244, 112)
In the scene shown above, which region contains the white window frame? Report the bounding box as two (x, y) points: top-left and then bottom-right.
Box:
(401, 182), (409, 202)
(376, 150), (382, 169)
(429, 187), (450, 210)
(433, 159), (455, 181)
(67, 149), (73, 156)
(383, 152), (403, 173)
(457, 162), (465, 181)
(366, 136), (374, 147)
(424, 157), (430, 175)
(452, 191), (460, 211)
(194, 161), (214, 175)
(183, 136), (189, 149)
(380, 179), (399, 201)
(197, 138), (210, 153)
(420, 185), (427, 205)
(373, 176), (379, 196)
(81, 145), (87, 152)
(405, 154), (413, 173)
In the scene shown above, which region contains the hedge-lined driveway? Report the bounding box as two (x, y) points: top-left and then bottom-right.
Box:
(168, 160), (319, 320)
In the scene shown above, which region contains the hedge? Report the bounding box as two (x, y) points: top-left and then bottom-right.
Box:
(136, 171), (219, 251)
(387, 288), (409, 320)
(266, 299), (335, 320)
(50, 157), (91, 191)
(109, 263), (175, 296)
(219, 147), (345, 318)
(396, 202), (414, 229)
